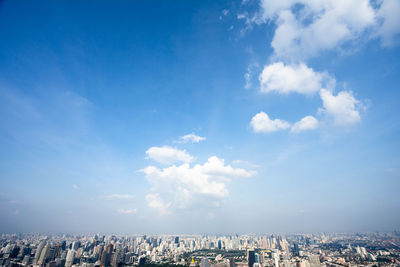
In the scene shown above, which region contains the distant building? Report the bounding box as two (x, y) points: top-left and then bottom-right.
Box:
(308, 255), (320, 267)
(200, 257), (211, 267)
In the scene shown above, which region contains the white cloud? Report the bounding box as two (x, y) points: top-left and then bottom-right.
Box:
(259, 62), (334, 95)
(72, 184), (79, 190)
(291, 115), (319, 133)
(146, 146), (194, 165)
(104, 194), (135, 200)
(376, 0), (400, 47)
(117, 208), (137, 214)
(250, 112), (290, 133)
(259, 0), (377, 60)
(142, 156), (255, 215)
(178, 133), (206, 143)
(319, 89), (362, 126)
(244, 63), (259, 89)
(145, 194), (172, 215)
(200, 156), (255, 178)
(240, 0), (382, 132)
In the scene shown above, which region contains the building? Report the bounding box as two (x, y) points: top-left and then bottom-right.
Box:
(247, 250), (255, 267)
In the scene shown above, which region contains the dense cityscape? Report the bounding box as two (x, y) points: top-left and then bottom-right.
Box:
(1, 232), (399, 267)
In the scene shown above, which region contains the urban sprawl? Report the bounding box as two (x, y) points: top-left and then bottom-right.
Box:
(1, 232), (399, 267)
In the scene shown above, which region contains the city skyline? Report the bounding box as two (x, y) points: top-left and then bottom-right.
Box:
(1, 232), (399, 267)
(1, 0), (400, 233)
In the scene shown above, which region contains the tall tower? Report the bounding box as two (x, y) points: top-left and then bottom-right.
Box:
(34, 240), (47, 264)
(37, 244), (49, 265)
(65, 250), (75, 267)
(247, 249), (255, 267)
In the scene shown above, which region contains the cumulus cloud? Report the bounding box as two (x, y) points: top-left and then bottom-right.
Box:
(199, 156), (255, 178)
(142, 156), (255, 215)
(241, 0), (387, 132)
(376, 0), (400, 47)
(291, 116), (319, 133)
(250, 112), (291, 133)
(178, 133), (206, 144)
(259, 62), (334, 95)
(145, 194), (172, 215)
(117, 208), (137, 214)
(104, 194), (135, 200)
(259, 0), (377, 60)
(319, 89), (362, 126)
(146, 146), (194, 165)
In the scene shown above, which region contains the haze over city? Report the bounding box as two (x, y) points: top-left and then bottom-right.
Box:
(1, 0), (400, 234)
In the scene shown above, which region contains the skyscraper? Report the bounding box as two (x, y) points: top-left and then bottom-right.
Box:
(65, 250), (75, 267)
(247, 249), (255, 267)
(34, 240), (47, 264)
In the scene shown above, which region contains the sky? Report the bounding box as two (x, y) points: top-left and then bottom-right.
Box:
(0, 0), (400, 234)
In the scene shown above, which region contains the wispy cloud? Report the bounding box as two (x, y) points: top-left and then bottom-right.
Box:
(176, 133), (206, 144)
(117, 208), (137, 214)
(146, 146), (194, 165)
(385, 168), (400, 176)
(244, 63), (259, 89)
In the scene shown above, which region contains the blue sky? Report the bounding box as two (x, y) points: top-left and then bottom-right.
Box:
(0, 0), (399, 234)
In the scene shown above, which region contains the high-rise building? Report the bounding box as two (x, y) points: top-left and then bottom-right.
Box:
(38, 244), (50, 265)
(228, 258), (236, 267)
(271, 250), (279, 267)
(100, 244), (113, 267)
(34, 240), (47, 264)
(247, 249), (255, 267)
(65, 250), (75, 267)
(22, 255), (30, 266)
(72, 241), (81, 251)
